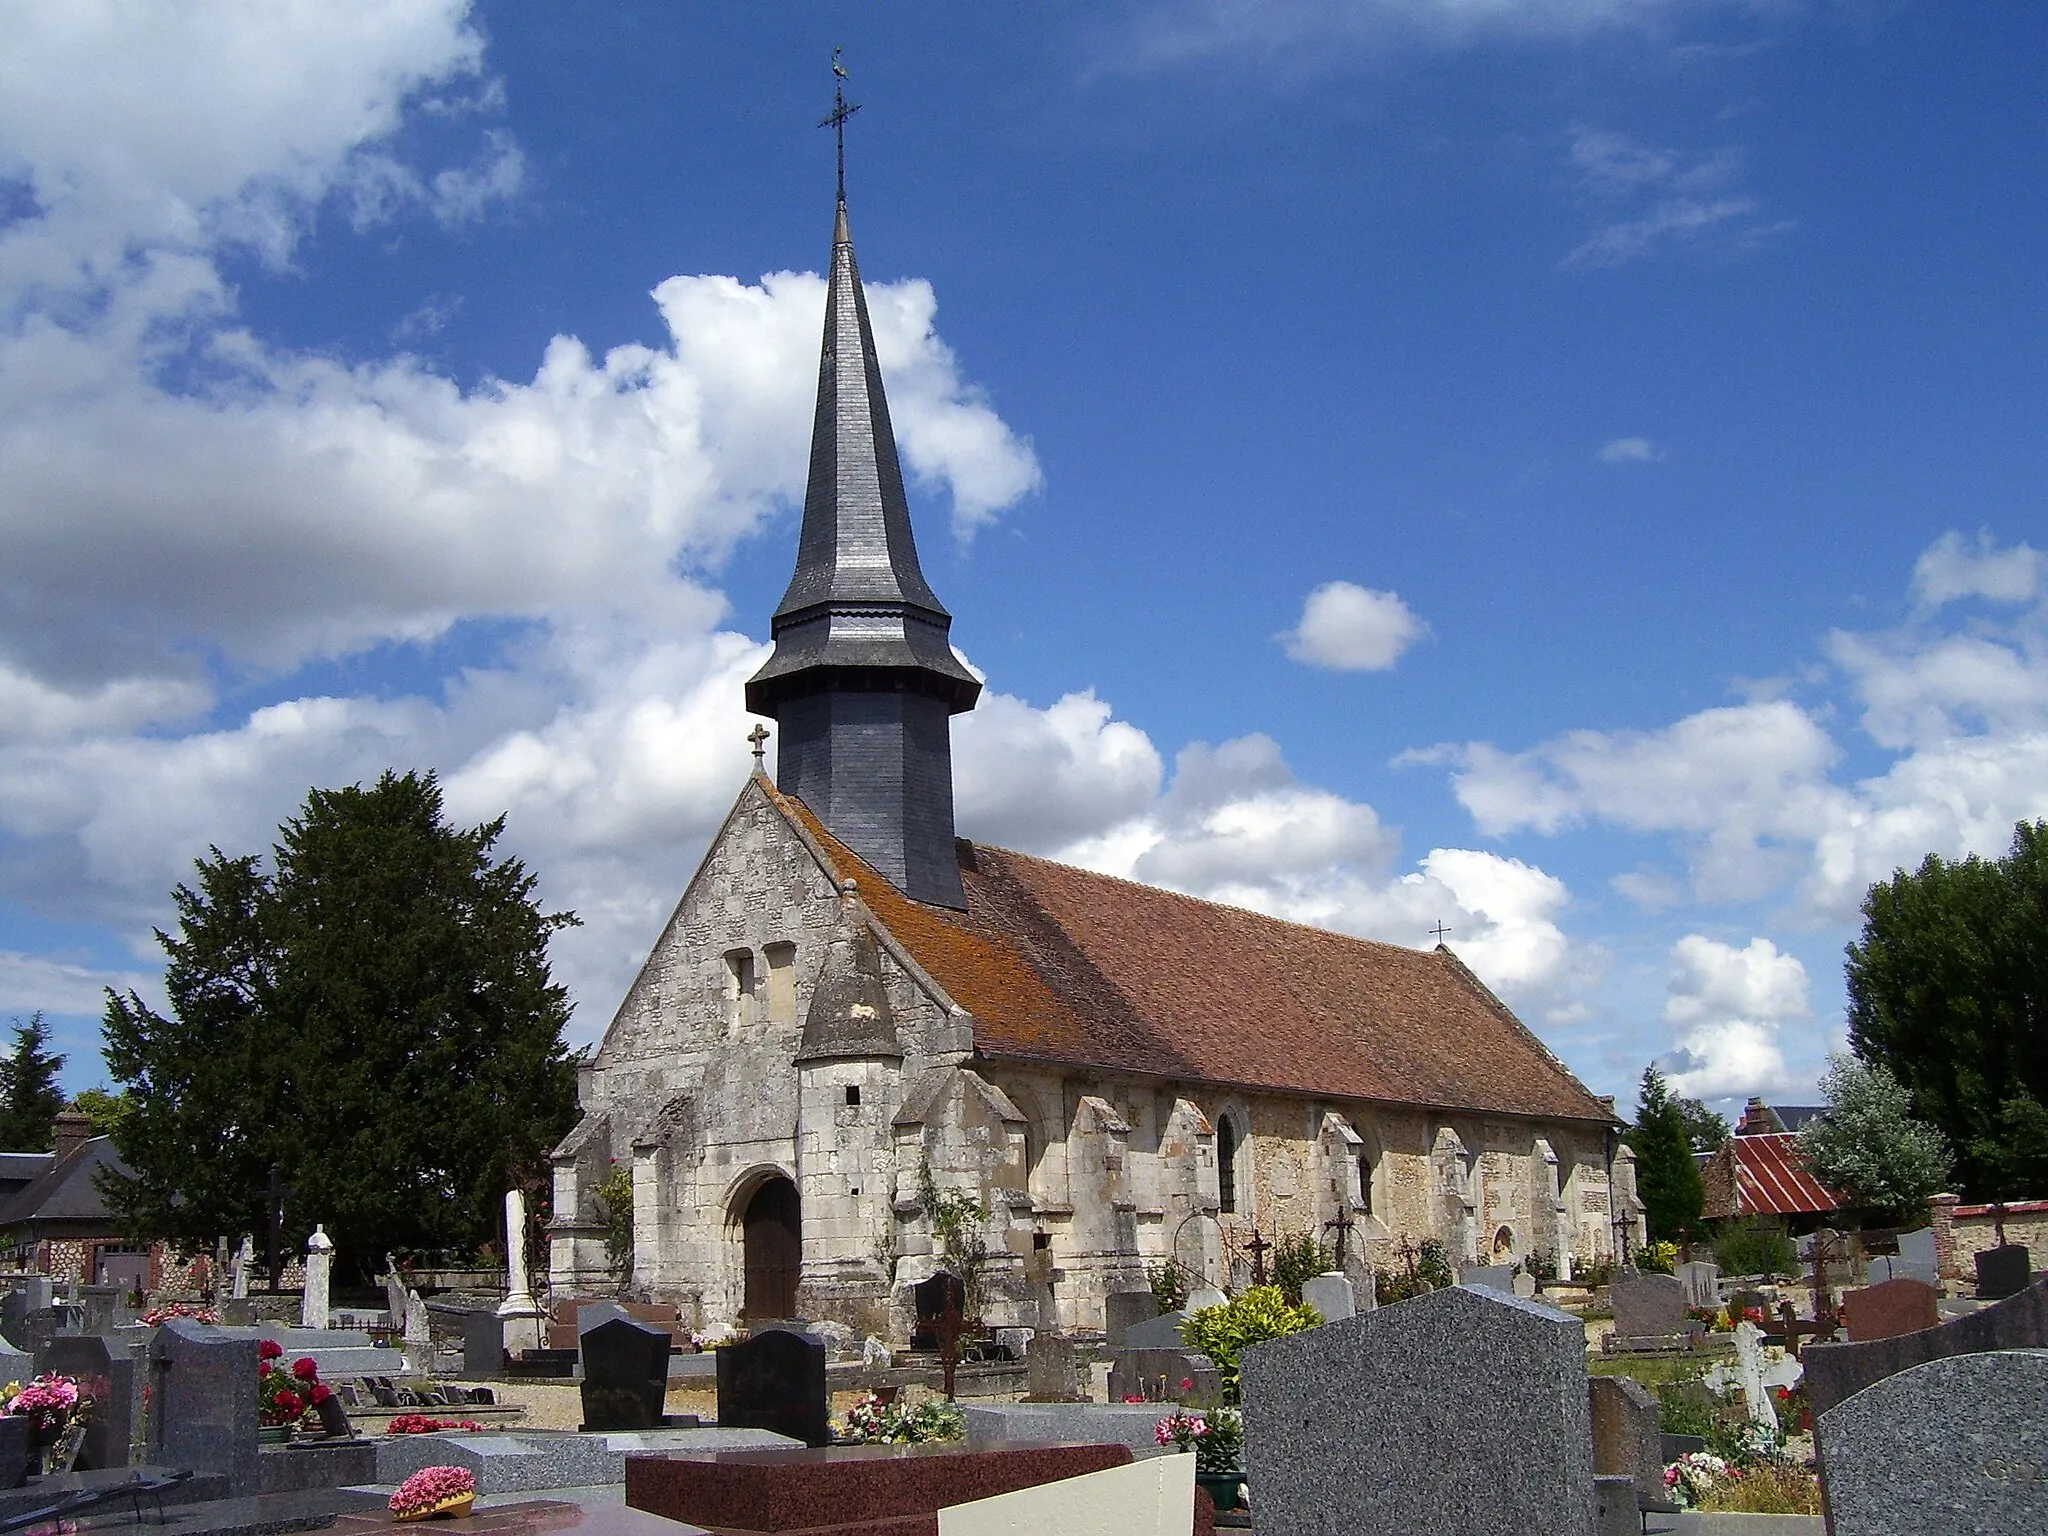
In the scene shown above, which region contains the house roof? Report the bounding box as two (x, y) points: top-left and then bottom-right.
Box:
(0, 1136), (132, 1229)
(769, 783), (1616, 1125)
(1704, 1131), (1843, 1218)
(0, 1153), (54, 1196)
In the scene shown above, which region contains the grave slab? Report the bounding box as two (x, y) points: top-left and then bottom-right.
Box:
(938, 1450), (1194, 1536)
(332, 1498), (713, 1536)
(1802, 1274), (2048, 1420)
(1977, 1245), (2032, 1302)
(373, 1428), (798, 1492)
(1022, 1333), (1079, 1402)
(626, 1441), (1133, 1536)
(1817, 1349), (2048, 1535)
(963, 1402), (1183, 1459)
(1240, 1283), (1598, 1536)
(1611, 1271), (1687, 1339)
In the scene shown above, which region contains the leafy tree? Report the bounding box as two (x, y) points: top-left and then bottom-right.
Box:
(1630, 1066), (1704, 1242)
(1846, 820), (2048, 1198)
(68, 1088), (133, 1141)
(101, 770), (580, 1278)
(1798, 1055), (1953, 1221)
(0, 1014), (68, 1152)
(1678, 1097), (1730, 1154)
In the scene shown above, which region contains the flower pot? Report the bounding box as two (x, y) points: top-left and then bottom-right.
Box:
(394, 1493), (475, 1523)
(1195, 1470), (1245, 1513)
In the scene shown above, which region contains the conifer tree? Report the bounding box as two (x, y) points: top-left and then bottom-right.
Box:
(0, 1014), (68, 1152)
(1630, 1065), (1704, 1243)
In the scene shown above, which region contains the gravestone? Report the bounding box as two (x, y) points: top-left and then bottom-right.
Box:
(1611, 1271), (1687, 1340)
(1513, 1271), (1538, 1299)
(1977, 1244), (2032, 1301)
(1587, 1375), (1663, 1505)
(0, 1333), (31, 1384)
(1105, 1348), (1220, 1406)
(579, 1316), (669, 1431)
(78, 1285), (128, 1334)
(402, 1288), (433, 1354)
(1802, 1274), (2048, 1420)
(300, 1225), (334, 1329)
(1024, 1333), (1080, 1402)
(1458, 1264), (1514, 1293)
(463, 1309), (506, 1377)
(1184, 1286), (1227, 1313)
(1118, 1311), (1188, 1350)
(1818, 1349), (2048, 1534)
(1302, 1272), (1356, 1322)
(576, 1300), (633, 1337)
(716, 1327), (828, 1448)
(1676, 1260), (1720, 1309)
(1103, 1291), (1160, 1346)
(17, 1305), (83, 1362)
(230, 1235), (253, 1300)
(37, 1333), (139, 1469)
(1841, 1277), (1940, 1343)
(1241, 1284), (1597, 1536)
(0, 1280), (50, 1348)
(0, 1414), (26, 1489)
(1731, 1321), (1775, 1433)
(147, 1318), (261, 1495)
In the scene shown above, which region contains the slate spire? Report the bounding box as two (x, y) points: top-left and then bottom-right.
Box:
(746, 197), (978, 909)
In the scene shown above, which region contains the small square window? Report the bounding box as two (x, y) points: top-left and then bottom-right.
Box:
(845, 1084), (861, 1106)
(850, 1185), (860, 1197)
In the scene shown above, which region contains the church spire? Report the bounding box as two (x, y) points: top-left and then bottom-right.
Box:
(744, 187), (979, 909)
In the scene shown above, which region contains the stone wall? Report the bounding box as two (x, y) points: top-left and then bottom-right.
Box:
(1932, 1195), (2048, 1280)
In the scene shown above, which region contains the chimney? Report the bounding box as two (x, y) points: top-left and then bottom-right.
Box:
(51, 1112), (92, 1163)
(1736, 1097), (1778, 1137)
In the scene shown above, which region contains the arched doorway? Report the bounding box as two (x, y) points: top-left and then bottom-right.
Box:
(742, 1176), (801, 1321)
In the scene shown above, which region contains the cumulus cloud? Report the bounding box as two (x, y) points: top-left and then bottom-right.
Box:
(1597, 436), (1659, 463)
(0, 950), (162, 1020)
(1658, 935), (1807, 1100)
(1561, 128), (1784, 270)
(1911, 529), (2044, 608)
(1280, 581), (1428, 671)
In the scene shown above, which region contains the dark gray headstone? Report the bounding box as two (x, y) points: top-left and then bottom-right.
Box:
(1818, 1349), (2048, 1534)
(36, 1333), (139, 1470)
(1588, 1374), (1662, 1503)
(716, 1328), (828, 1448)
(1978, 1245), (2032, 1302)
(1025, 1332), (1080, 1402)
(1119, 1310), (1189, 1350)
(0, 1416), (25, 1489)
(147, 1318), (261, 1496)
(17, 1305), (83, 1362)
(1104, 1291), (1161, 1346)
(574, 1300), (632, 1336)
(578, 1316), (668, 1431)
(1458, 1263), (1514, 1293)
(0, 1278), (53, 1347)
(463, 1310), (505, 1377)
(1611, 1272), (1687, 1339)
(1106, 1348), (1220, 1406)
(1804, 1274), (2048, 1421)
(1241, 1284), (1597, 1536)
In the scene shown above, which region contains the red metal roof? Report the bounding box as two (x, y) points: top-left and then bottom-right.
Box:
(1726, 1132), (1842, 1217)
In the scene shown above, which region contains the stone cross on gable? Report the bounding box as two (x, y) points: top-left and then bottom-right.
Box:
(748, 724), (769, 764)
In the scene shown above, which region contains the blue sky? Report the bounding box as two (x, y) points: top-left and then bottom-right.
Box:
(1, 1), (2043, 1118)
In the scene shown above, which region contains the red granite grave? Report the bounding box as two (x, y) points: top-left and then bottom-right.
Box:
(1840, 1277), (1940, 1342)
(624, 1442), (1134, 1536)
(333, 1500), (709, 1536)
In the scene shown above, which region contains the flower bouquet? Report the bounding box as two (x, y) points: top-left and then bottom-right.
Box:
(142, 1303), (219, 1327)
(386, 1414), (484, 1435)
(389, 1465), (477, 1522)
(257, 1345), (339, 1436)
(1159, 1405), (1248, 1512)
(3, 1374), (89, 1470)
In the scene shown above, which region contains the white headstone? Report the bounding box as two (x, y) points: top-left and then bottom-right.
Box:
(494, 1188), (546, 1353)
(1732, 1320), (1777, 1434)
(862, 1334), (893, 1370)
(300, 1224), (333, 1328)
(1677, 1260), (1720, 1309)
(1513, 1271), (1538, 1299)
(381, 1254), (407, 1326)
(403, 1288), (432, 1354)
(1184, 1286), (1228, 1313)
(230, 1235), (254, 1300)
(1302, 1272), (1356, 1322)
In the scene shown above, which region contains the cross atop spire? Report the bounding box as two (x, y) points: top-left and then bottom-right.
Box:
(819, 48), (861, 206)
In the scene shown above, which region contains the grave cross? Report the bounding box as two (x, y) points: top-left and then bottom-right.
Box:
(1244, 1228), (1272, 1288)
(264, 1162), (293, 1293)
(1324, 1208), (1357, 1268)
(932, 1282), (965, 1402)
(1393, 1234), (1419, 1285)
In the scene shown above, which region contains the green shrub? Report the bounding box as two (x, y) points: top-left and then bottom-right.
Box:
(1145, 1261), (1189, 1314)
(1656, 1382), (1717, 1438)
(1416, 1238), (1454, 1290)
(1180, 1285), (1321, 1403)
(1269, 1229), (1325, 1306)
(1712, 1219), (1796, 1279)
(1641, 1239), (1680, 1275)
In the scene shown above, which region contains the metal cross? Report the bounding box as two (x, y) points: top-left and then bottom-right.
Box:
(748, 724), (770, 765)
(1393, 1234), (1419, 1282)
(1244, 1229), (1271, 1288)
(1429, 921), (1452, 944)
(1324, 1208), (1358, 1266)
(264, 1162), (292, 1293)
(818, 49), (862, 204)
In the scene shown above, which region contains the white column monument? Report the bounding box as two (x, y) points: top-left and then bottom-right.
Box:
(495, 1188), (547, 1354)
(300, 1225), (334, 1329)
(230, 1235), (254, 1300)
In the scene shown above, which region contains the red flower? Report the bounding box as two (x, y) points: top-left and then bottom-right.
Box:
(291, 1357), (319, 1382)
(273, 1390), (303, 1418)
(1180, 1378), (1194, 1391)
(309, 1384), (333, 1406)
(258, 1340), (283, 1362)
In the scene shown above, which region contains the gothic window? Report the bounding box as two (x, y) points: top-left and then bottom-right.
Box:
(1357, 1151), (1375, 1216)
(724, 949), (756, 1031)
(764, 942), (797, 1024)
(1218, 1116), (1240, 1215)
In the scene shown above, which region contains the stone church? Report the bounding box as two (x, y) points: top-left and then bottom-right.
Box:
(547, 191), (1639, 1337)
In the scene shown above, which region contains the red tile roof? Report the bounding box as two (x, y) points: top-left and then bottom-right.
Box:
(769, 786), (1615, 1125)
(1706, 1132), (1843, 1218)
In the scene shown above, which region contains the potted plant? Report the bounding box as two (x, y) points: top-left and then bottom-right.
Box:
(1156, 1405), (1247, 1513)
(2, 1374), (87, 1471)
(256, 1342), (325, 1442)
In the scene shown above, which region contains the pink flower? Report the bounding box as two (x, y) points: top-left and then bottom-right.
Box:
(390, 1465), (476, 1516)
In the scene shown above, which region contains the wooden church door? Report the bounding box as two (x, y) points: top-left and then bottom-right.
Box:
(743, 1176), (801, 1320)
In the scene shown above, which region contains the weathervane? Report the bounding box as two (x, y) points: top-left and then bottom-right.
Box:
(818, 47), (862, 204)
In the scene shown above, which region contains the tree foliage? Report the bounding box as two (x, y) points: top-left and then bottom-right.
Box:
(1797, 1055), (1952, 1220)
(1630, 1065), (1704, 1242)
(1678, 1098), (1730, 1154)
(68, 1088), (133, 1141)
(0, 1014), (68, 1152)
(1846, 819), (2048, 1198)
(101, 771), (580, 1276)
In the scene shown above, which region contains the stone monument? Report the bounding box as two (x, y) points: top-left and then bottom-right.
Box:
(496, 1188), (547, 1354)
(300, 1224), (334, 1329)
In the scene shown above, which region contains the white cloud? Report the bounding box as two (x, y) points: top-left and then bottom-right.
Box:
(1280, 581), (1428, 671)
(1561, 128), (1783, 270)
(1658, 934), (1807, 1100)
(1911, 529), (2044, 608)
(1597, 436), (1658, 463)
(0, 950), (161, 1020)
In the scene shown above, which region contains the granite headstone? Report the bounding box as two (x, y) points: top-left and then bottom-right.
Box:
(1803, 1274), (2048, 1421)
(1611, 1271), (1687, 1340)
(1118, 1311), (1189, 1350)
(1241, 1284), (1598, 1536)
(1184, 1287), (1228, 1314)
(576, 1300), (634, 1337)
(1103, 1291), (1160, 1347)
(0, 1415), (26, 1489)
(1818, 1349), (2048, 1535)
(579, 1316), (669, 1431)
(716, 1327), (829, 1448)
(36, 1333), (139, 1469)
(1458, 1264), (1515, 1293)
(1841, 1277), (1940, 1343)
(1105, 1348), (1221, 1406)
(1587, 1374), (1663, 1505)
(1977, 1245), (2032, 1302)
(464, 1309), (506, 1377)
(1024, 1332), (1080, 1402)
(147, 1318), (261, 1495)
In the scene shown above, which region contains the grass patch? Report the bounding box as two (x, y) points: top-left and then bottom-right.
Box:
(1588, 1356), (1707, 1390)
(1700, 1464), (1822, 1515)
